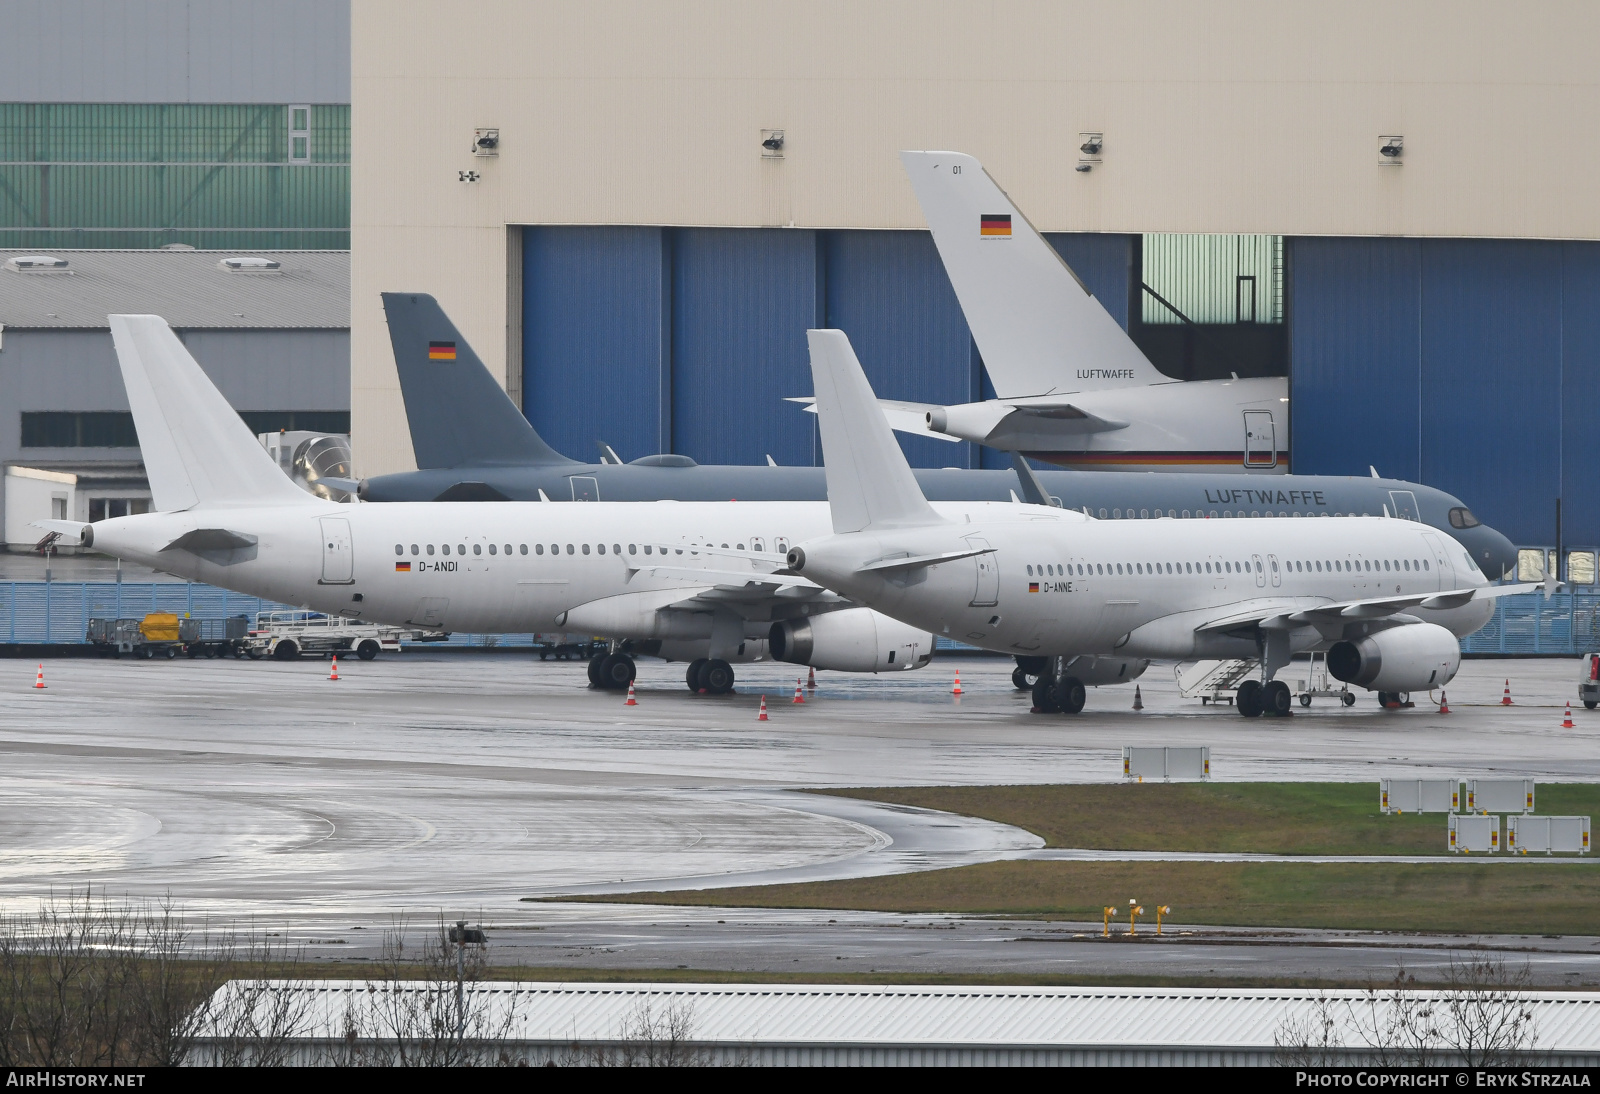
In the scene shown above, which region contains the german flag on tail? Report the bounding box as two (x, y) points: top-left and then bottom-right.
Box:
(428, 341), (457, 361)
(980, 213), (1012, 238)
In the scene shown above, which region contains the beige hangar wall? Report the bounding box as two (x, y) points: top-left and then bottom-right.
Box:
(352, 0), (1600, 474)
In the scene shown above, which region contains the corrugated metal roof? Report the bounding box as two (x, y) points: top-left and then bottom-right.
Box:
(214, 981), (1600, 1053)
(0, 249), (348, 329)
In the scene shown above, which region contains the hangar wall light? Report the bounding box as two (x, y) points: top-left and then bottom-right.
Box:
(473, 128), (499, 156)
(1077, 132), (1103, 173)
(761, 129), (785, 158)
(1379, 135), (1403, 164)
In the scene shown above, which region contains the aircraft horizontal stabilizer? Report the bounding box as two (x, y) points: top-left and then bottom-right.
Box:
(788, 396), (962, 442)
(161, 528), (259, 553)
(31, 520), (92, 545)
(856, 547), (994, 575)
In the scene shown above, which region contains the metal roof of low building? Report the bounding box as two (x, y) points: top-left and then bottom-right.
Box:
(0, 249), (348, 329)
(211, 981), (1600, 1056)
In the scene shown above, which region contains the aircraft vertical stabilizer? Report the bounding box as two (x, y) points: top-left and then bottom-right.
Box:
(807, 329), (942, 534)
(382, 292), (577, 469)
(108, 314), (316, 511)
(900, 150), (1166, 397)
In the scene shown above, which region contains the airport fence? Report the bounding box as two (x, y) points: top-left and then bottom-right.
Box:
(2, 580), (1583, 655)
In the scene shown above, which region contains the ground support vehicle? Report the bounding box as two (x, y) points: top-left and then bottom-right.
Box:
(1581, 653), (1600, 710)
(242, 611), (425, 661)
(534, 633), (603, 661)
(1292, 651), (1357, 708)
(183, 616), (250, 658)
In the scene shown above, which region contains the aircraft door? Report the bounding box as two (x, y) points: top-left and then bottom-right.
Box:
(318, 517), (354, 584)
(1244, 411), (1277, 468)
(1267, 553), (1281, 588)
(1251, 553), (1266, 588)
(967, 536), (998, 607)
(1421, 532), (1455, 590)
(569, 476), (599, 501)
(1388, 490), (1420, 521)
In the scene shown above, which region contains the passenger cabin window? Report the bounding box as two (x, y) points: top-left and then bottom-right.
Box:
(597, 544), (605, 555)
(521, 544), (529, 555)
(411, 544), (419, 555)
(488, 544), (496, 555)
(457, 544), (465, 554)
(427, 545), (435, 556)
(394, 544), (402, 555)
(583, 544), (591, 555)
(474, 544), (483, 555)
(566, 544), (574, 554)
(441, 545), (450, 555)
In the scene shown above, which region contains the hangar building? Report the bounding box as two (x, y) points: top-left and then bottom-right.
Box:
(350, 1), (1600, 567)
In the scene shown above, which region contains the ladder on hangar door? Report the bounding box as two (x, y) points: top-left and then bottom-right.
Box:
(1176, 652), (1354, 708)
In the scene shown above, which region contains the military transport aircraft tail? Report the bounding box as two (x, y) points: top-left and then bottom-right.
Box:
(108, 314), (317, 512)
(381, 292), (578, 469)
(899, 149), (1168, 398)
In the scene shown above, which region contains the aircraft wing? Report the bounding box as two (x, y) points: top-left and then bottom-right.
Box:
(627, 564), (820, 590)
(1194, 580), (1552, 636)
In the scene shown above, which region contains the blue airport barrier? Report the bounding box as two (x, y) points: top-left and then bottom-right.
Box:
(0, 580), (1588, 655)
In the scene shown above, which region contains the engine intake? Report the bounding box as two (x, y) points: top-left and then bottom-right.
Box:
(769, 607), (934, 673)
(1327, 623), (1461, 693)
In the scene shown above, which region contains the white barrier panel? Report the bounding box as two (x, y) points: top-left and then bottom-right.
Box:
(1379, 778), (1461, 814)
(1466, 779), (1535, 813)
(1508, 815), (1591, 854)
(1123, 747), (1210, 781)
(1448, 813), (1500, 853)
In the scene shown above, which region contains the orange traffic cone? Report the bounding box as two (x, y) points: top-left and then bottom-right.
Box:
(758, 695), (768, 721)
(328, 656), (339, 681)
(952, 671), (963, 696)
(1562, 703), (1575, 729)
(1501, 679), (1514, 706)
(1132, 685), (1144, 711)
(625, 681), (636, 706)
(1438, 690), (1450, 714)
(793, 679), (805, 704)
(32, 664), (45, 689)
(807, 666), (816, 690)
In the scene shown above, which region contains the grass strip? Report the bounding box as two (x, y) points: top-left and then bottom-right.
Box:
(813, 782), (1600, 856)
(567, 859), (1600, 935)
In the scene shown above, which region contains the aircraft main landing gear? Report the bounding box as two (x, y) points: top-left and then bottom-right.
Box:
(1238, 679), (1293, 717)
(1030, 671), (1085, 715)
(684, 657), (735, 695)
(588, 651), (636, 690)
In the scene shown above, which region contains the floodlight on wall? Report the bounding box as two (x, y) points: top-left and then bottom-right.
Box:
(761, 129), (785, 158)
(1077, 132), (1102, 173)
(473, 128), (499, 156)
(1379, 135), (1403, 164)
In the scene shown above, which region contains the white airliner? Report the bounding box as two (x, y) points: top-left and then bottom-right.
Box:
(780, 330), (1547, 717)
(36, 316), (953, 696)
(797, 151), (1289, 473)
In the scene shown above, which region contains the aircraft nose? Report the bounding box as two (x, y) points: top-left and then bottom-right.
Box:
(1472, 526), (1518, 581)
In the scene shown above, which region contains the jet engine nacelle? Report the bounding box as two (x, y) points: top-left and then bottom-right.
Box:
(769, 607), (935, 673)
(1327, 623), (1461, 693)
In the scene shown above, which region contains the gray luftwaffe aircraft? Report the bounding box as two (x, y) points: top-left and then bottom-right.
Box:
(360, 294), (1517, 592)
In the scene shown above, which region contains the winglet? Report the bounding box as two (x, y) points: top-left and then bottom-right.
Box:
(381, 293), (577, 469)
(109, 315), (316, 511)
(899, 150), (1163, 397)
(807, 330), (943, 534)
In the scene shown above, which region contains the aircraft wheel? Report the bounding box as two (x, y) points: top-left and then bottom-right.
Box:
(1263, 680), (1292, 716)
(600, 653), (636, 689)
(686, 658), (709, 693)
(273, 640), (299, 661)
(1236, 679), (1263, 718)
(1300, 693), (1312, 708)
(702, 659), (735, 695)
(356, 640), (380, 661)
(1030, 676), (1060, 714)
(1053, 676), (1086, 715)
(587, 652), (607, 688)
(1341, 691), (1355, 706)
(1011, 667), (1032, 691)
(1377, 692), (1396, 709)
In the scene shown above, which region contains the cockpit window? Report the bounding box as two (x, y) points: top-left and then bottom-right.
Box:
(1448, 507), (1481, 529)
